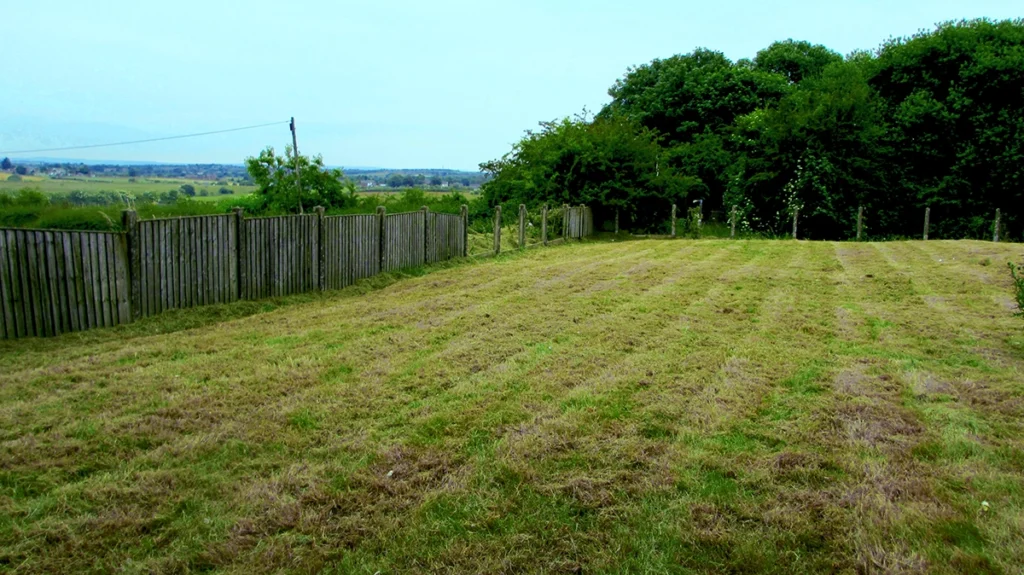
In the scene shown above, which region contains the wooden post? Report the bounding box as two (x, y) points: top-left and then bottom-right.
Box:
(730, 206), (737, 239)
(856, 206), (863, 241)
(314, 206), (325, 290)
(421, 205), (430, 264)
(518, 204), (526, 249)
(377, 206), (386, 271)
(121, 209), (140, 321)
(541, 204), (548, 246)
(923, 207), (930, 241)
(615, 209), (619, 235)
(290, 117), (304, 214)
(671, 204), (677, 238)
(460, 204), (468, 256)
(993, 208), (1001, 243)
(233, 207), (246, 300)
(493, 205), (502, 255)
(563, 204), (569, 240)
(792, 208), (799, 239)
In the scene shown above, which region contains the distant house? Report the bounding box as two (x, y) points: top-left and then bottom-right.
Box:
(49, 168), (68, 178)
(440, 181), (450, 188)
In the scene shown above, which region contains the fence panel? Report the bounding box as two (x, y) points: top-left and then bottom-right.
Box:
(426, 212), (465, 264)
(243, 214), (319, 299)
(323, 214), (381, 290)
(137, 215), (237, 317)
(383, 212), (425, 272)
(0, 228), (129, 338)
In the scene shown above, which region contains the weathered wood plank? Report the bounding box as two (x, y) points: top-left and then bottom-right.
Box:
(0, 231), (10, 338)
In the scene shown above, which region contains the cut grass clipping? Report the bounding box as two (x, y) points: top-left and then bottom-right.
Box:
(2, 239), (1024, 573)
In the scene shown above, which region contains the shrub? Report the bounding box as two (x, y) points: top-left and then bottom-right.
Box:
(219, 187), (233, 195)
(6, 174), (22, 182)
(1010, 262), (1024, 317)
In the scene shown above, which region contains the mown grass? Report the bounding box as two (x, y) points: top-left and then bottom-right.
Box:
(1, 239), (1023, 574)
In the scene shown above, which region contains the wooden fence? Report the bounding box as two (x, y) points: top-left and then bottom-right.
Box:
(0, 228), (130, 338)
(323, 214), (380, 290)
(1, 206), (467, 339)
(1, 203), (599, 339)
(565, 205), (594, 239)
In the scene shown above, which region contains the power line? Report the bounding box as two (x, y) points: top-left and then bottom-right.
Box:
(0, 120), (290, 156)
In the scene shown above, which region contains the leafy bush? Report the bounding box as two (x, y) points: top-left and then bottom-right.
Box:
(6, 174), (22, 182)
(1010, 262), (1024, 317)
(219, 187), (233, 195)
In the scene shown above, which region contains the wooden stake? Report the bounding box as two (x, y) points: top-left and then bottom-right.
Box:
(671, 204), (677, 238)
(923, 207), (930, 241)
(518, 204), (526, 249)
(730, 206), (737, 239)
(857, 206), (863, 241)
(493, 205), (502, 255)
(994, 208), (1001, 243)
(792, 208), (799, 239)
(541, 204), (548, 246)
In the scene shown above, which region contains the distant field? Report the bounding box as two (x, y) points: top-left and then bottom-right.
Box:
(0, 175), (256, 198)
(1, 239), (1023, 573)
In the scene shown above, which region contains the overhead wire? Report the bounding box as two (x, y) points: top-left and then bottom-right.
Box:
(0, 120), (290, 155)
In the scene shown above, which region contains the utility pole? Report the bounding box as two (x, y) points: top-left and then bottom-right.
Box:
(290, 117), (304, 214)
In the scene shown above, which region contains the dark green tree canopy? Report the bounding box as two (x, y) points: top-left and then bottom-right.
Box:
(754, 40), (843, 84)
(482, 19), (1024, 240)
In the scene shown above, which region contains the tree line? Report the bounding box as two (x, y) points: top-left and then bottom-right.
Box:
(479, 19), (1024, 240)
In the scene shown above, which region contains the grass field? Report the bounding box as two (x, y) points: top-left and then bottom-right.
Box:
(2, 239), (1023, 573)
(0, 175), (257, 199)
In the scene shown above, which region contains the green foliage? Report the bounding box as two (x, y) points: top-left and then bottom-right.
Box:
(483, 19), (1024, 239)
(245, 146), (357, 213)
(179, 184), (195, 196)
(754, 40), (843, 84)
(5, 174), (21, 182)
(0, 157), (11, 171)
(480, 113), (700, 230)
(1010, 262), (1024, 317)
(14, 166), (28, 176)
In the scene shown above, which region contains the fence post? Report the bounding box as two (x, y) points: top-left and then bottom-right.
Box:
(562, 204), (569, 240)
(993, 208), (1001, 243)
(615, 209), (620, 235)
(730, 206), (737, 239)
(857, 206), (863, 241)
(422, 205), (430, 264)
(671, 204), (677, 238)
(923, 207), (930, 241)
(460, 204), (468, 257)
(233, 207), (246, 300)
(493, 206), (502, 255)
(121, 209), (140, 321)
(314, 206), (326, 290)
(541, 204), (548, 246)
(518, 204), (526, 249)
(377, 206), (386, 270)
(792, 208), (799, 239)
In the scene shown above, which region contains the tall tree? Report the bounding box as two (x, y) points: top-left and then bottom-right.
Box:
(754, 40), (843, 84)
(245, 146), (356, 212)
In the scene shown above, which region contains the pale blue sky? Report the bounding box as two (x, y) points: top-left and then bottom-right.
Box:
(1, 0), (1019, 169)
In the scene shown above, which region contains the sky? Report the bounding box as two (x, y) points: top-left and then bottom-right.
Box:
(1, 0), (1020, 170)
